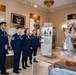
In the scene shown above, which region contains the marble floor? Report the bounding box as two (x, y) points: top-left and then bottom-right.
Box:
(5, 48), (63, 75)
(8, 62), (50, 75)
(6, 48), (70, 75)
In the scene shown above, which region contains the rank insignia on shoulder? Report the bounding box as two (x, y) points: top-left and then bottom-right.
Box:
(12, 37), (15, 40)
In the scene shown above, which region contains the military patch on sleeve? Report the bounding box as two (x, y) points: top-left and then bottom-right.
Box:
(12, 37), (15, 40)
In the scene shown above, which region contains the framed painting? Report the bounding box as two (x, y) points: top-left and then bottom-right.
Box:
(11, 13), (26, 28)
(67, 13), (76, 34)
(30, 13), (40, 35)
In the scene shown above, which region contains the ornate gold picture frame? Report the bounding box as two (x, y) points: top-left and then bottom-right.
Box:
(11, 13), (26, 28)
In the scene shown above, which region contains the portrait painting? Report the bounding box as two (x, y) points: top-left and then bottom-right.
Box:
(30, 13), (40, 35)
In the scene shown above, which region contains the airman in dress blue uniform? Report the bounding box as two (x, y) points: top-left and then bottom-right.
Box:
(11, 26), (22, 74)
(30, 29), (39, 64)
(22, 28), (32, 69)
(0, 22), (9, 75)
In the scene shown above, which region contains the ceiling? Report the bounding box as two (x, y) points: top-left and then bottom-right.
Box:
(26, 0), (76, 8)
(17, 0), (76, 11)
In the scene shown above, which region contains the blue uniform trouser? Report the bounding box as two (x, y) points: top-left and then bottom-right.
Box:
(22, 57), (28, 67)
(0, 48), (6, 73)
(33, 48), (37, 56)
(29, 50), (33, 61)
(29, 48), (37, 61)
(13, 50), (21, 71)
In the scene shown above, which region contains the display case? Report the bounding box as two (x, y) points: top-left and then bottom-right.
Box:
(32, 54), (76, 75)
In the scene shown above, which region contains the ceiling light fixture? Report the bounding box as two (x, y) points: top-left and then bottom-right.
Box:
(44, 0), (54, 10)
(24, 0), (26, 3)
(24, 1), (26, 3)
(34, 5), (37, 8)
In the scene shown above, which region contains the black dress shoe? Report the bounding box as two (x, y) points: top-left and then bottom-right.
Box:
(30, 61), (32, 64)
(22, 66), (26, 69)
(34, 60), (38, 63)
(25, 64), (30, 67)
(13, 71), (20, 74)
(1, 72), (9, 75)
(18, 68), (22, 71)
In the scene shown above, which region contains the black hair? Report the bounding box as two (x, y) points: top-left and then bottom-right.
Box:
(16, 26), (22, 29)
(0, 22), (6, 26)
(24, 28), (29, 34)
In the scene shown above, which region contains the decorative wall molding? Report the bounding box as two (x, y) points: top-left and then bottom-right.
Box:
(49, 2), (76, 12)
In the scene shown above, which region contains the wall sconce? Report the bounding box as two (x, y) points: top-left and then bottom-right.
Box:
(62, 24), (67, 31)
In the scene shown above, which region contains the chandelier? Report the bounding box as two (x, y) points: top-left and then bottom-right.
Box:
(44, 0), (54, 9)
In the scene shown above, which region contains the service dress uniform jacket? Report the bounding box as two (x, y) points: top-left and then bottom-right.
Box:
(29, 34), (39, 61)
(0, 29), (8, 73)
(11, 33), (23, 72)
(31, 34), (39, 49)
(11, 33), (22, 53)
(22, 34), (31, 58)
